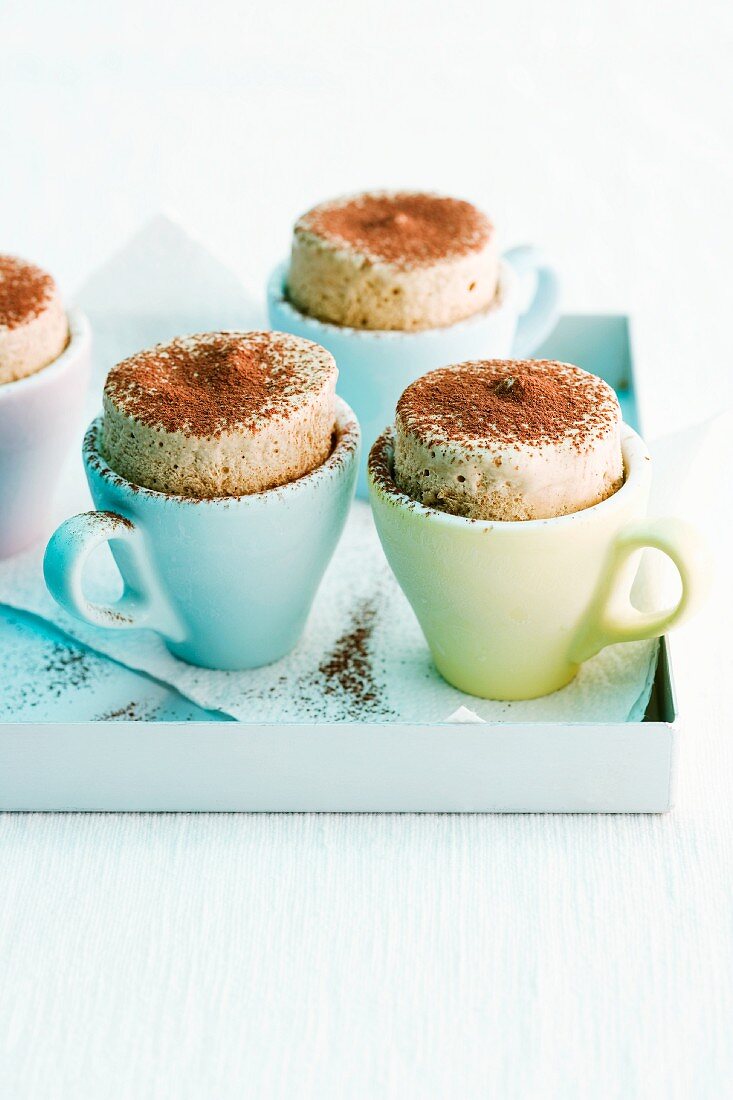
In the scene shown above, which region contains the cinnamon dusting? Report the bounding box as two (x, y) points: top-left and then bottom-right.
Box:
(0, 255), (56, 330)
(397, 360), (620, 451)
(104, 331), (333, 439)
(296, 192), (492, 268)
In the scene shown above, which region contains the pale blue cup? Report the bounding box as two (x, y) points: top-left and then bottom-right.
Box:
(43, 398), (359, 669)
(267, 246), (560, 497)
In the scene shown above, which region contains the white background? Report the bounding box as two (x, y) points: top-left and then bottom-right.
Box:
(2, 2), (733, 1097)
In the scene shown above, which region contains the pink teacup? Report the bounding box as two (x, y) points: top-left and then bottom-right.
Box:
(0, 308), (91, 558)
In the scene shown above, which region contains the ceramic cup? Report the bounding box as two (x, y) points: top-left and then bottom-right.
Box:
(0, 308), (91, 559)
(43, 398), (360, 670)
(267, 246), (560, 497)
(368, 424), (707, 700)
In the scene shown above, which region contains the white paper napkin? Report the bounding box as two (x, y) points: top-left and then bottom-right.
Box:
(0, 217), (718, 725)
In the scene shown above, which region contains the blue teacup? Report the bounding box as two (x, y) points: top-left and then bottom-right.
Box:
(267, 246), (560, 497)
(43, 398), (359, 669)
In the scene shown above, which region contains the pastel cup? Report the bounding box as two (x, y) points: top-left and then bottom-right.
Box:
(44, 398), (359, 670)
(368, 424), (707, 701)
(0, 308), (91, 558)
(268, 246), (560, 497)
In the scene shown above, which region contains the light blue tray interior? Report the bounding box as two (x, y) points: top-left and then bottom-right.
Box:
(1, 314), (651, 724)
(533, 314), (639, 431)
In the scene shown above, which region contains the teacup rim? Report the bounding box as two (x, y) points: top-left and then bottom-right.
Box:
(267, 259), (518, 340)
(368, 422), (650, 531)
(0, 307), (90, 400)
(83, 395), (360, 507)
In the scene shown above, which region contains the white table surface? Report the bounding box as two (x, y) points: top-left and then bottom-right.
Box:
(2, 1), (732, 1096)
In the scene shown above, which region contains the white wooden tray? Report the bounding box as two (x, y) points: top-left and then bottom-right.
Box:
(0, 315), (679, 812)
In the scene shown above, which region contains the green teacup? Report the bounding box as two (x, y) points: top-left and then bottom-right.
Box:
(368, 424), (706, 700)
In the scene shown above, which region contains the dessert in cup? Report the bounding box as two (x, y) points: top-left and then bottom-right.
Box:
(368, 359), (707, 700)
(44, 331), (359, 670)
(267, 190), (560, 496)
(0, 255), (91, 558)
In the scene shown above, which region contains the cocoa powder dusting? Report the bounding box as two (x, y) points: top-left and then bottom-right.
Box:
(95, 701), (162, 721)
(104, 331), (332, 438)
(397, 359), (620, 450)
(314, 597), (387, 718)
(297, 192), (492, 267)
(368, 428), (441, 515)
(42, 643), (94, 696)
(94, 510), (134, 530)
(0, 255), (56, 330)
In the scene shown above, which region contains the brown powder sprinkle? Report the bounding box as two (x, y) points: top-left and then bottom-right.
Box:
(0, 255), (56, 330)
(368, 427), (442, 516)
(296, 191), (493, 268)
(93, 510), (134, 530)
(95, 701), (162, 721)
(368, 429), (399, 495)
(42, 642), (94, 696)
(104, 331), (333, 438)
(397, 359), (620, 450)
(315, 597), (387, 718)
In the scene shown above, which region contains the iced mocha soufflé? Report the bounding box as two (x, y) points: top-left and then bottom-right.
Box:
(101, 331), (338, 497)
(0, 255), (69, 384)
(287, 191), (499, 331)
(391, 359), (624, 521)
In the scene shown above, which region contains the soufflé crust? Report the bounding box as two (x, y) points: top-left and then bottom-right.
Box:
(288, 191), (499, 331)
(101, 331), (338, 497)
(0, 255), (69, 384)
(392, 359), (624, 521)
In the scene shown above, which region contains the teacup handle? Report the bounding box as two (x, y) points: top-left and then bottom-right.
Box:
(570, 517), (709, 664)
(503, 245), (561, 357)
(43, 510), (182, 638)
